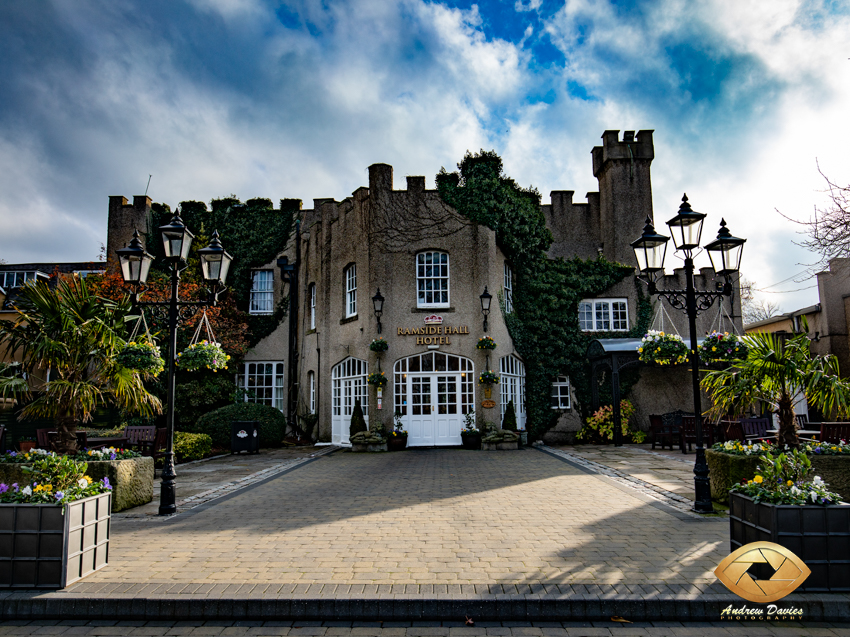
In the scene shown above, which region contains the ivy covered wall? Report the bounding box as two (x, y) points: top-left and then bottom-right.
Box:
(437, 150), (643, 440)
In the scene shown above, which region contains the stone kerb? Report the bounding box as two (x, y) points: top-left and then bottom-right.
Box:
(0, 456), (154, 512)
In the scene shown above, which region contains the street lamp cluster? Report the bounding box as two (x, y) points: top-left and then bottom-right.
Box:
(631, 195), (746, 514)
(116, 212), (232, 515)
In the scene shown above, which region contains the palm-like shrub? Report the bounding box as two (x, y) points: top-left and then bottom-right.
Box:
(702, 327), (850, 447)
(0, 278), (161, 454)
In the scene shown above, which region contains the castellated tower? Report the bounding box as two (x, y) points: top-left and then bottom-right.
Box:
(591, 130), (654, 265)
(106, 195), (151, 270)
(544, 130), (654, 265)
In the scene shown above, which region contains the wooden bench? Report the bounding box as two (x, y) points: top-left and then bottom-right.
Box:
(124, 425), (157, 451)
(741, 417), (772, 442)
(820, 422), (850, 444)
(140, 428), (168, 460)
(679, 416), (714, 453)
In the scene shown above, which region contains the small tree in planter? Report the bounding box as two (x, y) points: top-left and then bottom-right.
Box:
(349, 399), (367, 438)
(703, 327), (850, 447)
(460, 410), (481, 449)
(502, 400), (518, 431)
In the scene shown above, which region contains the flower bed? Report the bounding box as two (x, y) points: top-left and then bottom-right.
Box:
(708, 443), (850, 503)
(0, 451), (153, 513)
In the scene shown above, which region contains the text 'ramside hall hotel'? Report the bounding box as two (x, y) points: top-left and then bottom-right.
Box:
(106, 130), (742, 446)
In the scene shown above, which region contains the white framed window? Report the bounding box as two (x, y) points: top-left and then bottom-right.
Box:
(0, 271), (46, 288)
(250, 270), (274, 314)
(551, 376), (571, 410)
(236, 362), (284, 411)
(345, 265), (357, 317)
(416, 251), (450, 307)
(499, 355), (526, 430)
(309, 283), (316, 330)
(503, 262), (513, 314)
(578, 298), (629, 331)
(309, 371), (315, 414)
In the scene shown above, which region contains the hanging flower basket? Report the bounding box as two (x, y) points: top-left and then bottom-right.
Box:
(116, 341), (165, 376)
(367, 371), (388, 387)
(177, 341), (230, 372)
(476, 336), (497, 350)
(369, 337), (389, 353)
(638, 330), (689, 366)
(478, 370), (500, 385)
(699, 331), (748, 364)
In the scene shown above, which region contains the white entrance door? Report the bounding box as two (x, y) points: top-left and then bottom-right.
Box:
(331, 357), (368, 446)
(395, 353), (473, 447)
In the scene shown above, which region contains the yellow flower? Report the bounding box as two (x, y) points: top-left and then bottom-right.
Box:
(712, 347), (717, 351)
(754, 475), (763, 484)
(787, 480), (794, 486)
(832, 446), (838, 451)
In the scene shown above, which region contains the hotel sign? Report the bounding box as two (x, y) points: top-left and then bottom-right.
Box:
(397, 315), (470, 345)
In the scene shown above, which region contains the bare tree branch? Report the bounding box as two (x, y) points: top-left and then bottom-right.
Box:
(778, 161), (850, 271)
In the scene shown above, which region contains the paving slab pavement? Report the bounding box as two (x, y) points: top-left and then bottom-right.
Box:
(3, 446), (847, 622)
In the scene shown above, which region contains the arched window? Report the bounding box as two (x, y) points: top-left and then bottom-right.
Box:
(331, 357), (368, 445)
(499, 355), (526, 430)
(416, 251), (450, 307)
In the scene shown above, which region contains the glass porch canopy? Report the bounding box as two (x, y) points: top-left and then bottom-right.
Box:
(585, 337), (708, 447)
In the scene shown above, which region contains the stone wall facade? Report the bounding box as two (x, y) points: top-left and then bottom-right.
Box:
(107, 129), (744, 445)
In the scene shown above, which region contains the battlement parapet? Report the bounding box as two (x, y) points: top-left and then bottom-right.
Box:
(592, 130), (654, 177)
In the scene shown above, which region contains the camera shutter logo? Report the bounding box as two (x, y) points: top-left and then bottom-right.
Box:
(715, 542), (810, 603)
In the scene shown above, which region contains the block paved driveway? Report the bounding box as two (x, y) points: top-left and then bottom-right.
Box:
(85, 447), (728, 590)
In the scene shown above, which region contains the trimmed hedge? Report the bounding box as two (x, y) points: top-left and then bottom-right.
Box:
(174, 431), (212, 462)
(707, 449), (850, 504)
(184, 403), (286, 449)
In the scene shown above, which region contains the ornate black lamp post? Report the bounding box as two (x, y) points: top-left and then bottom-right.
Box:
(480, 287), (492, 332)
(116, 214), (232, 516)
(631, 195), (746, 514)
(372, 289), (385, 334)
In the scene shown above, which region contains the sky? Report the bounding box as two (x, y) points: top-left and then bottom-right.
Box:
(0, 0), (848, 313)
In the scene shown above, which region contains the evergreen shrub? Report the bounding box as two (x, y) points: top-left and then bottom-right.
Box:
(174, 431), (213, 462)
(349, 399), (367, 437)
(187, 403), (286, 449)
(502, 400), (518, 431)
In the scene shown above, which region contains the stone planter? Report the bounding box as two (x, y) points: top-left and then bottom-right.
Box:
(0, 492), (111, 589)
(730, 492), (850, 592)
(482, 441), (519, 450)
(387, 436), (407, 451)
(707, 450), (850, 504)
(460, 432), (481, 450)
(351, 442), (387, 452)
(0, 457), (153, 513)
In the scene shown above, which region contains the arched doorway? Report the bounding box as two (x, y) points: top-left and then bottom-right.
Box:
(331, 357), (369, 445)
(393, 352), (474, 446)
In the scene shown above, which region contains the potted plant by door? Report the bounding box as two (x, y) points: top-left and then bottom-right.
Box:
(460, 411), (481, 450)
(388, 411), (408, 451)
(0, 453), (113, 589)
(17, 437), (36, 453)
(728, 448), (850, 592)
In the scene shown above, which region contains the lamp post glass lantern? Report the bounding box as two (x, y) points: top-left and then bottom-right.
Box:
(372, 289), (385, 334)
(117, 217), (230, 516)
(115, 229), (154, 285)
(480, 287), (492, 332)
(632, 195), (745, 514)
